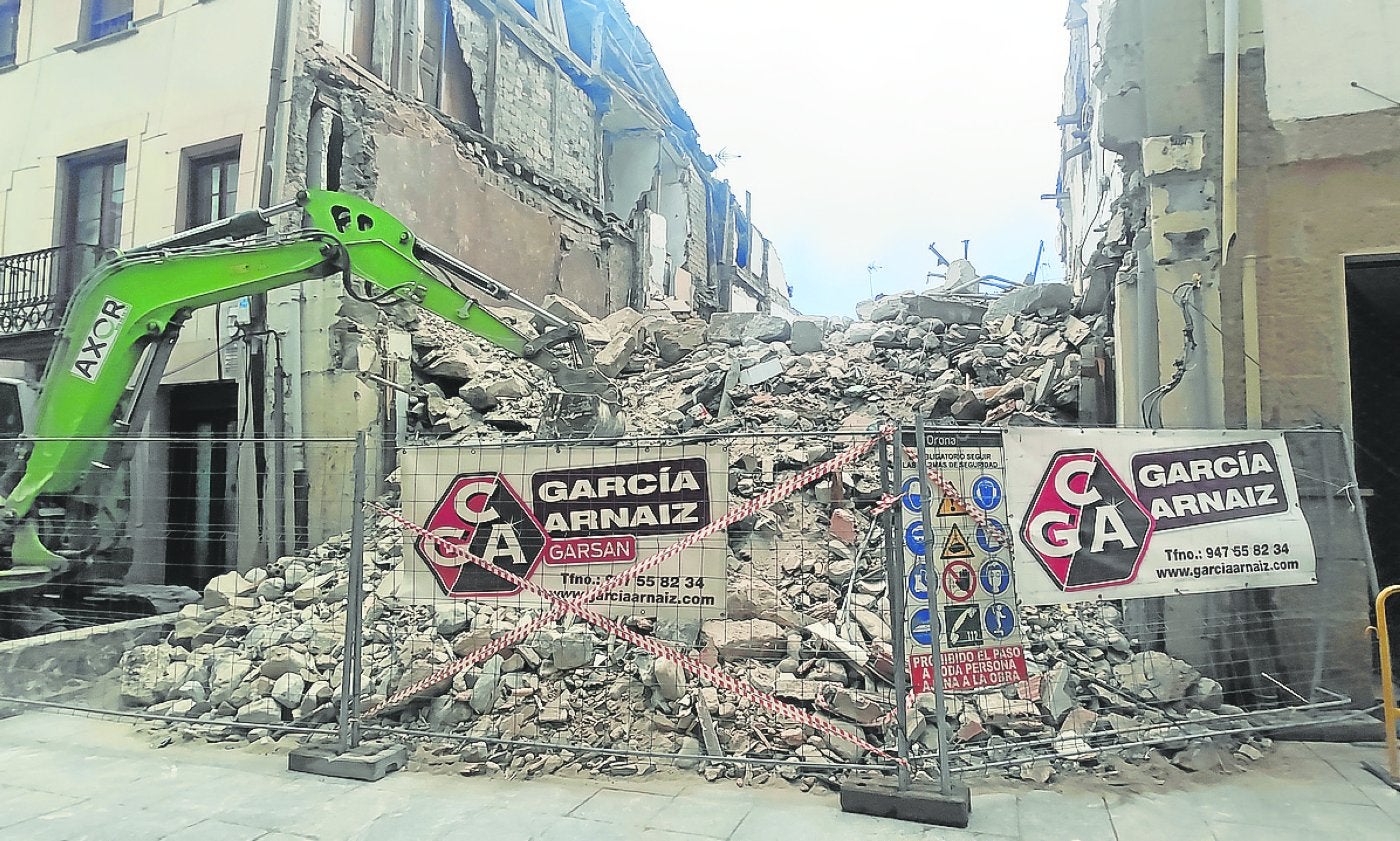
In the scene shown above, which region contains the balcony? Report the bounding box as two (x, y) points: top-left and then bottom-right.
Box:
(0, 245), (100, 338)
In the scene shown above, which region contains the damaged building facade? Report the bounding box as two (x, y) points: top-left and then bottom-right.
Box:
(1054, 0), (1397, 689)
(0, 0), (793, 582)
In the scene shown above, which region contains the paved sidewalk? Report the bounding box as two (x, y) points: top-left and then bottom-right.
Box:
(0, 710), (1396, 840)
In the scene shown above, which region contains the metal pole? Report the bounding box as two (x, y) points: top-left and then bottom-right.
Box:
(339, 432), (368, 752)
(1341, 431), (1383, 601)
(879, 437), (912, 789)
(914, 414), (953, 795)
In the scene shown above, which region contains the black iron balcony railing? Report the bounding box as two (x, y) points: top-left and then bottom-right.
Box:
(0, 244), (102, 336)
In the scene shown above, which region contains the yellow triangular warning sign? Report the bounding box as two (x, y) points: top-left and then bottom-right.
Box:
(941, 524), (976, 560)
(937, 495), (969, 517)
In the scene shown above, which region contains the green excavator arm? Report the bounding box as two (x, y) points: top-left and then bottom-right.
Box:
(0, 189), (623, 589)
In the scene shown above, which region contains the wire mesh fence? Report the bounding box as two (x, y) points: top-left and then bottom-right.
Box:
(0, 424), (1378, 788)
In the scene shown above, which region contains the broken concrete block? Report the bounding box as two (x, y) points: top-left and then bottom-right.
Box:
(844, 322), (879, 343)
(788, 317), (828, 353)
(739, 357), (784, 386)
(652, 320), (707, 366)
(868, 297), (907, 322)
(702, 619), (786, 660)
(596, 333), (638, 378)
(984, 283), (1073, 323)
(599, 306), (644, 340)
(904, 295), (987, 324)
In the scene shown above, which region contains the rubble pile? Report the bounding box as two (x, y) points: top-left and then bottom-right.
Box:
(406, 284), (1109, 439)
(109, 284), (1280, 785)
(116, 502), (1270, 786)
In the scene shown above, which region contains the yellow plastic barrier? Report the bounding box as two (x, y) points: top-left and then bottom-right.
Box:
(1367, 585), (1400, 784)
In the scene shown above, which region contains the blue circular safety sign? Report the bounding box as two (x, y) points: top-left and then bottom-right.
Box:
(904, 521), (926, 556)
(979, 558), (1012, 596)
(910, 607), (933, 646)
(901, 477), (923, 513)
(907, 562), (929, 601)
(971, 475), (1003, 511)
(984, 602), (1016, 639)
(976, 518), (1007, 554)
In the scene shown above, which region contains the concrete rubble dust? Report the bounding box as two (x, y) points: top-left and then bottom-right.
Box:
(116, 284), (1277, 788)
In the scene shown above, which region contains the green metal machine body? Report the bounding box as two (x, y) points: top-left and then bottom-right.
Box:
(0, 190), (621, 593)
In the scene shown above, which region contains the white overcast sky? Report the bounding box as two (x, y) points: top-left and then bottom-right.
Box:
(622, 0), (1069, 317)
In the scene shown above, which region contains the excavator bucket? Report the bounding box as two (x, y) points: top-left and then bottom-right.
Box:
(0, 520), (68, 593)
(538, 393), (626, 441)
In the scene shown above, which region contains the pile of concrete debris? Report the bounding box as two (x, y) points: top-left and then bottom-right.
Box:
(407, 283), (1107, 439)
(115, 476), (1272, 786)
(110, 284), (1286, 786)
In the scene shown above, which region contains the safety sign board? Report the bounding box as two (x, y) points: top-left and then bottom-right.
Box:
(391, 444), (728, 625)
(1005, 429), (1318, 603)
(971, 475), (1003, 511)
(900, 427), (1028, 694)
(907, 562), (930, 601)
(905, 521), (926, 556)
(979, 558), (1012, 596)
(941, 560), (977, 602)
(976, 519), (1007, 554)
(940, 525), (976, 560)
(902, 477), (923, 513)
(937, 495), (969, 517)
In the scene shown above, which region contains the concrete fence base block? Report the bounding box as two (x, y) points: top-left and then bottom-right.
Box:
(839, 777), (972, 828)
(288, 741), (409, 782)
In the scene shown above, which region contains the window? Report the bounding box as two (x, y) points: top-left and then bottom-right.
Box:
(0, 0), (19, 66)
(86, 0), (132, 41)
(60, 145), (126, 286)
(186, 150), (239, 229)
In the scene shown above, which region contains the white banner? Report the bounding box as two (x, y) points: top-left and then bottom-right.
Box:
(1004, 428), (1317, 604)
(384, 443), (728, 626)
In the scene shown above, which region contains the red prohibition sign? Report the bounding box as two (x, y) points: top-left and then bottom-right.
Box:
(941, 560), (977, 603)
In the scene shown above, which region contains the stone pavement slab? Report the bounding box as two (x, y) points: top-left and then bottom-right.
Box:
(1, 711), (1398, 841)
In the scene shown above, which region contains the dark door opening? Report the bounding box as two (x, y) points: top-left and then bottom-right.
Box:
(165, 382), (239, 589)
(1345, 258), (1400, 598)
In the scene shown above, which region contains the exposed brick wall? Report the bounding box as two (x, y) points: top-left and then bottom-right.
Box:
(555, 80), (599, 198)
(495, 33), (555, 174)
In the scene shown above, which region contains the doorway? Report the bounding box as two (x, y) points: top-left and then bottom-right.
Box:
(1345, 257), (1400, 594)
(165, 381), (239, 589)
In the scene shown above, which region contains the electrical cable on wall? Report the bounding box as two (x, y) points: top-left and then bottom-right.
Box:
(1140, 277), (1202, 428)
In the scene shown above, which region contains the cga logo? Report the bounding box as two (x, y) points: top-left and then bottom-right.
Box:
(416, 472), (549, 597)
(1021, 449), (1155, 592)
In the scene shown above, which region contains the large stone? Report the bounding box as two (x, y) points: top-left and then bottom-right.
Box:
(788, 317), (828, 354)
(485, 375), (530, 400)
(653, 657), (687, 701)
(235, 697), (284, 725)
(596, 333), (638, 378)
(725, 574), (783, 620)
(867, 297), (907, 322)
(470, 656), (503, 714)
(599, 306), (644, 339)
(708, 312), (793, 345)
(903, 294), (987, 324)
(118, 646), (174, 707)
(1112, 651), (1200, 702)
(551, 628), (595, 670)
(652, 320), (707, 366)
(984, 283), (1074, 323)
(434, 602), (473, 637)
(259, 646), (310, 680)
(203, 571), (255, 609)
(702, 619), (786, 660)
(537, 294), (609, 344)
(419, 345), (481, 382)
(271, 673), (306, 709)
(844, 322), (879, 343)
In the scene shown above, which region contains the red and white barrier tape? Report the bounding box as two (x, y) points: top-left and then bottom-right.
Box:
(370, 503), (906, 766)
(366, 429), (894, 718)
(901, 445), (1010, 547)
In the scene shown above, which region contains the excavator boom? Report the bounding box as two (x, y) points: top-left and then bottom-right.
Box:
(0, 190), (624, 592)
